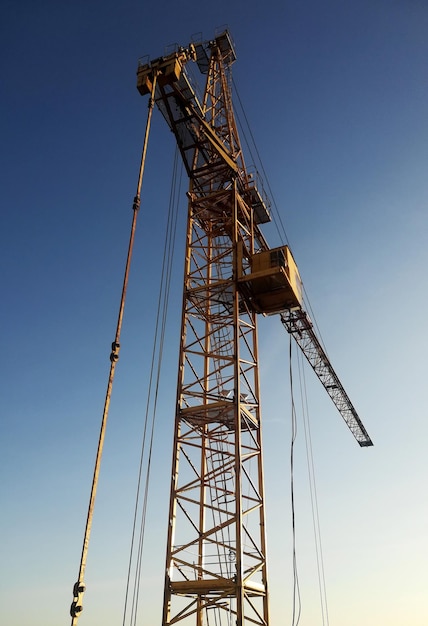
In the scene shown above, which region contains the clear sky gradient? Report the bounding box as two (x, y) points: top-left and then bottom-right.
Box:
(1, 1), (428, 625)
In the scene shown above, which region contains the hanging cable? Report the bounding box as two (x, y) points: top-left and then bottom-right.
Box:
(132, 151), (182, 626)
(128, 148), (181, 625)
(121, 145), (182, 626)
(69, 73), (159, 626)
(233, 72), (332, 626)
(232, 79), (330, 357)
(288, 336), (301, 626)
(296, 349), (330, 626)
(232, 78), (289, 246)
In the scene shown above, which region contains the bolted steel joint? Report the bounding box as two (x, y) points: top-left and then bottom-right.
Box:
(110, 341), (120, 362)
(70, 601), (83, 617)
(70, 580), (86, 617)
(132, 195), (141, 212)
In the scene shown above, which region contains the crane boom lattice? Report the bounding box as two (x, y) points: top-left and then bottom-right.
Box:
(138, 32), (270, 626)
(281, 309), (373, 446)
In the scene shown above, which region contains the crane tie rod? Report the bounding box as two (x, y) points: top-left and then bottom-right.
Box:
(69, 73), (159, 626)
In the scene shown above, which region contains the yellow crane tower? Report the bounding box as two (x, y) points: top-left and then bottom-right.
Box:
(70, 29), (372, 626)
(135, 30), (372, 626)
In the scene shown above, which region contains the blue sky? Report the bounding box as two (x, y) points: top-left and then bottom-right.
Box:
(1, 1), (428, 625)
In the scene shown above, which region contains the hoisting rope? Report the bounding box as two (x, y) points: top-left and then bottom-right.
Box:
(296, 348), (330, 626)
(235, 73), (331, 626)
(233, 78), (331, 363)
(122, 145), (182, 626)
(69, 72), (159, 626)
(289, 336), (302, 626)
(288, 336), (330, 626)
(232, 78), (290, 247)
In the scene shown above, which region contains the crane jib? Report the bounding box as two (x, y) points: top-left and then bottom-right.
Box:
(280, 308), (373, 447)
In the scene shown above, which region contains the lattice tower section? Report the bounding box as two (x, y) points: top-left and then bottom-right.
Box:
(161, 41), (270, 626)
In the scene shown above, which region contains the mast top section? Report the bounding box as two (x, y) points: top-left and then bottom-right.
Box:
(194, 29), (237, 71)
(136, 30), (236, 98)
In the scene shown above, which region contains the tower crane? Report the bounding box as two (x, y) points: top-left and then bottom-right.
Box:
(69, 29), (372, 626)
(134, 29), (373, 626)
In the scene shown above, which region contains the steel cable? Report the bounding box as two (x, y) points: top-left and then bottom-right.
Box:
(69, 78), (157, 626)
(232, 78), (290, 247)
(296, 349), (330, 626)
(122, 145), (182, 626)
(234, 71), (332, 626)
(289, 337), (301, 626)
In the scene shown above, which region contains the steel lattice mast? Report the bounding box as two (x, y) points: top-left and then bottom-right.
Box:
(144, 33), (270, 626)
(136, 29), (372, 626)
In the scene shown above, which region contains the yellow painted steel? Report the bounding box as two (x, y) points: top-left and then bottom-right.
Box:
(238, 245), (303, 315)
